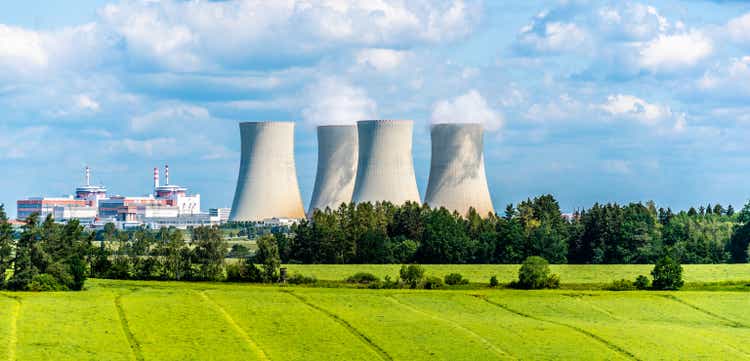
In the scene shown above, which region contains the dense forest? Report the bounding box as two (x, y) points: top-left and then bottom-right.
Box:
(287, 195), (750, 264)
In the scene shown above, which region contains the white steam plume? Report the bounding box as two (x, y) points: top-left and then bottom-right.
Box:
(430, 90), (503, 131)
(302, 77), (378, 126)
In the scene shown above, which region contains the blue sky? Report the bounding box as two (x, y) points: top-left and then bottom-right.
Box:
(2, 0), (750, 218)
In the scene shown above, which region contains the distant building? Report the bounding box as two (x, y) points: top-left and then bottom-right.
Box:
(17, 197), (87, 220)
(209, 208), (231, 222)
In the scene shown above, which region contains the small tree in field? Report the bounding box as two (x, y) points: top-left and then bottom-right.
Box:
(255, 235), (280, 283)
(512, 256), (560, 289)
(651, 256), (684, 290)
(399, 264), (424, 289)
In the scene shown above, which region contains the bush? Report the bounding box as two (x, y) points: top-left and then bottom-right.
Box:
(512, 256), (560, 289)
(421, 276), (444, 290)
(399, 264), (425, 289)
(444, 273), (469, 285)
(225, 259), (263, 283)
(489, 275), (499, 288)
(651, 256), (684, 290)
(634, 275), (651, 290)
(606, 279), (635, 291)
(287, 273), (317, 285)
(346, 272), (380, 284)
(28, 274), (66, 292)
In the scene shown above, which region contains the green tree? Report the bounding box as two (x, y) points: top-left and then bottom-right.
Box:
(192, 226), (226, 281)
(514, 256), (559, 289)
(399, 264), (425, 289)
(255, 234), (280, 282)
(0, 205), (14, 288)
(651, 256), (684, 290)
(8, 213), (40, 290)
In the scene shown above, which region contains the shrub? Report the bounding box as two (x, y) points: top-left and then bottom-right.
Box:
(606, 279), (635, 291)
(225, 259), (263, 283)
(399, 264), (425, 289)
(346, 272), (380, 284)
(512, 256), (560, 289)
(651, 256), (684, 290)
(287, 273), (317, 285)
(489, 275), (499, 288)
(634, 275), (651, 290)
(28, 274), (66, 292)
(421, 276), (444, 290)
(444, 273), (469, 285)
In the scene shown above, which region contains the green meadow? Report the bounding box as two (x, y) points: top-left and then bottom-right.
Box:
(0, 267), (749, 361)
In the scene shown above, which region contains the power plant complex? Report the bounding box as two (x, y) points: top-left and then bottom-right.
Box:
(229, 119), (495, 222)
(17, 119), (496, 226)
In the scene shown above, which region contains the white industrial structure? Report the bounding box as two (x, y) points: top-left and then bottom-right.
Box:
(424, 123), (494, 217)
(308, 125), (358, 215)
(229, 121), (306, 221)
(351, 120), (421, 205)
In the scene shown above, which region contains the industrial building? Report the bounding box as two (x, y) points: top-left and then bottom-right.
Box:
(351, 120), (421, 205)
(17, 166), (227, 230)
(229, 121), (306, 222)
(424, 123), (495, 217)
(308, 125), (358, 215)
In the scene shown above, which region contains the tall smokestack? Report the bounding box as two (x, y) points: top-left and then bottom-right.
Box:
(153, 167), (160, 189)
(165, 164), (170, 185)
(85, 166), (91, 186)
(229, 121), (305, 221)
(308, 125), (358, 215)
(351, 120), (420, 205)
(424, 123), (494, 216)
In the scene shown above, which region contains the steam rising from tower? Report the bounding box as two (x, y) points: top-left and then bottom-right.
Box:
(229, 121), (305, 221)
(424, 123), (494, 216)
(308, 125), (358, 215)
(351, 120), (420, 205)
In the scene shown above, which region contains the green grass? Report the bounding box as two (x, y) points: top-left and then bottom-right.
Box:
(0, 271), (749, 360)
(283, 263), (750, 284)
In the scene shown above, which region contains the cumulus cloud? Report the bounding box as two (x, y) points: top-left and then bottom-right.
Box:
(431, 90), (503, 131)
(516, 18), (590, 54)
(637, 31), (712, 72)
(727, 12), (750, 44)
(600, 94), (678, 127)
(698, 56), (750, 96)
(302, 77), (378, 126)
(355, 48), (410, 71)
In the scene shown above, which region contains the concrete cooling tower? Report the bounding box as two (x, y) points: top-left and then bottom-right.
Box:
(351, 120), (421, 205)
(424, 123), (494, 217)
(308, 125), (358, 215)
(229, 121), (305, 221)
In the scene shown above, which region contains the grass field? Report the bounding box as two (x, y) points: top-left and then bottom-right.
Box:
(1, 275), (749, 360)
(282, 263), (750, 284)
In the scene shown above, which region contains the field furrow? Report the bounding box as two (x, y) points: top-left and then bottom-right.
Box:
(117, 287), (263, 361)
(0, 294), (20, 361)
(203, 286), (384, 361)
(114, 293), (144, 361)
(197, 291), (269, 361)
(302, 290), (511, 360)
(15, 289), (132, 361)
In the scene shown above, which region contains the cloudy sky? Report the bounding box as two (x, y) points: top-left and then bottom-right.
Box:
(2, 0), (750, 217)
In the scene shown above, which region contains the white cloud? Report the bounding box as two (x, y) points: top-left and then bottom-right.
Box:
(525, 94), (586, 122)
(76, 95), (101, 112)
(0, 25), (48, 75)
(0, 126), (49, 160)
(600, 94), (672, 125)
(130, 104), (212, 132)
(637, 31), (713, 71)
(598, 3), (670, 40)
(727, 12), (750, 44)
(355, 48), (409, 71)
(517, 21), (589, 54)
(698, 56), (750, 95)
(302, 77), (378, 126)
(431, 90), (503, 131)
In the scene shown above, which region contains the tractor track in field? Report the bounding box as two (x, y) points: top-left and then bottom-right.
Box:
(114, 292), (145, 361)
(0, 294), (21, 361)
(658, 295), (750, 328)
(472, 295), (640, 361)
(280, 290), (393, 361)
(197, 291), (270, 361)
(385, 295), (515, 360)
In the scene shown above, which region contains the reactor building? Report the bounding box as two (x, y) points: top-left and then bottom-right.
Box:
(351, 120), (421, 205)
(424, 123), (494, 217)
(229, 121), (306, 221)
(308, 125), (358, 215)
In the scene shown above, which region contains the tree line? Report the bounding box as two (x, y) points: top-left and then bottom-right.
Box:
(287, 195), (750, 264)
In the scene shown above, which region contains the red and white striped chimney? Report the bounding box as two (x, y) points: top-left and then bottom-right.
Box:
(153, 167), (160, 188)
(165, 164), (170, 185)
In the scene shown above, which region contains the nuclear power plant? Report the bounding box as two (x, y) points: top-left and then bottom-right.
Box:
(424, 123), (494, 216)
(308, 125), (358, 215)
(229, 122), (306, 222)
(351, 120), (421, 205)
